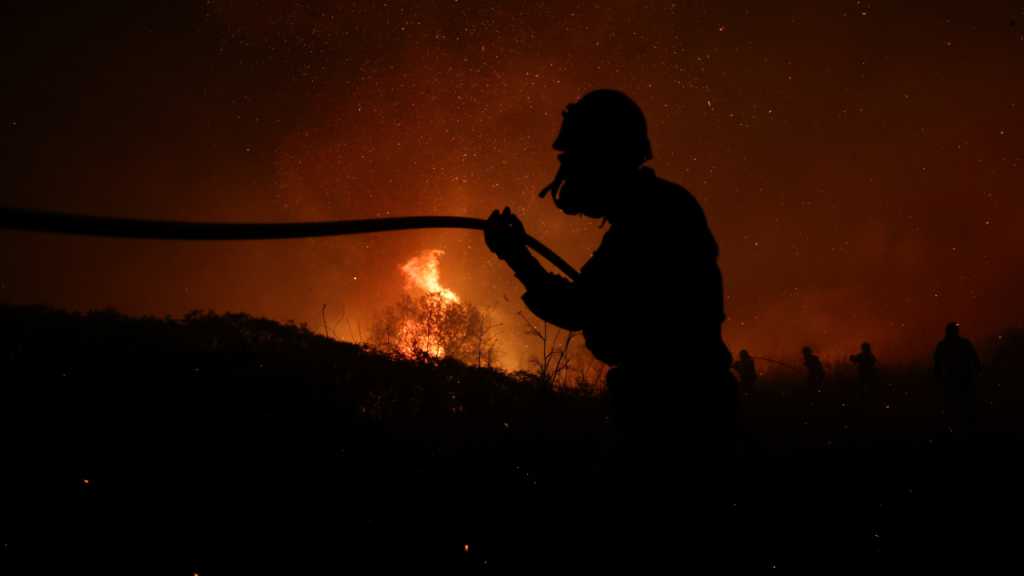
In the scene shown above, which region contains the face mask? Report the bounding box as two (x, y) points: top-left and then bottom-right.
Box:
(538, 155), (580, 215)
(539, 155), (612, 218)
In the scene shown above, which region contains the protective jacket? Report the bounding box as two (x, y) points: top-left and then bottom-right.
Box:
(934, 335), (981, 383)
(850, 351), (879, 379)
(804, 354), (825, 382)
(516, 167), (731, 371)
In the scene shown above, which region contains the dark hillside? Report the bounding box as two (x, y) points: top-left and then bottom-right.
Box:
(3, 304), (1023, 572)
(0, 305), (617, 572)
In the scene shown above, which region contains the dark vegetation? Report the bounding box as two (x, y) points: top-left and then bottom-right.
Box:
(2, 304), (1023, 572)
(0, 304), (615, 573)
(729, 341), (1024, 571)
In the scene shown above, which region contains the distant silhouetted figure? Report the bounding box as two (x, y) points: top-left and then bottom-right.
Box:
(935, 322), (982, 429)
(484, 89), (736, 560)
(850, 342), (879, 397)
(731, 349), (757, 392)
(802, 346), (825, 387)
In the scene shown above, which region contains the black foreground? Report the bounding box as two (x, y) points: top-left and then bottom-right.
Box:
(2, 304), (1021, 573)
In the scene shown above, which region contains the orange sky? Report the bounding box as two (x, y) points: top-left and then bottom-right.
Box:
(2, 1), (1023, 366)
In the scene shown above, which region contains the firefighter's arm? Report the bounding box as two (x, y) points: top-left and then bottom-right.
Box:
(484, 208), (587, 330)
(519, 273), (587, 331)
(485, 208), (535, 266)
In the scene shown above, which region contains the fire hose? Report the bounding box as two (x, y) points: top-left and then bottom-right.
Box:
(752, 356), (806, 375)
(0, 206), (581, 281)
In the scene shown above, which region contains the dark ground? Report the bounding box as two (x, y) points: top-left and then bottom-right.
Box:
(1, 304), (1022, 573)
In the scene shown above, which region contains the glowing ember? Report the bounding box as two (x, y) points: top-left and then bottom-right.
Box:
(400, 250), (458, 303)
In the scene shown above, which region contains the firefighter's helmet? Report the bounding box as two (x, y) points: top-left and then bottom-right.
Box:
(551, 89), (653, 165)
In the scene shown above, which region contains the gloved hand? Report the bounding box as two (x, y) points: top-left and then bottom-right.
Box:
(485, 207), (529, 261)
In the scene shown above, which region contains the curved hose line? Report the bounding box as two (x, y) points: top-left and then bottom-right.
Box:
(752, 356), (806, 375)
(0, 207), (581, 282)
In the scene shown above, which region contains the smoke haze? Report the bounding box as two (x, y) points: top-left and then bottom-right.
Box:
(2, 1), (1023, 365)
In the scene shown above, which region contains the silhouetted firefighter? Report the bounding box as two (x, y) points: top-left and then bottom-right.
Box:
(731, 349), (757, 392)
(802, 346), (825, 387)
(935, 322), (982, 429)
(485, 89), (737, 559)
(850, 342), (879, 397)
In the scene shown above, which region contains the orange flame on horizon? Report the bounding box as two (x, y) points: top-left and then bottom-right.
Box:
(400, 250), (459, 303)
(394, 250), (461, 358)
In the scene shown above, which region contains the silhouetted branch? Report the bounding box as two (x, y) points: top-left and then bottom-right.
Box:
(475, 303), (503, 367)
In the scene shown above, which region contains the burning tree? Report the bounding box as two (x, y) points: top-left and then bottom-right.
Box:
(369, 249), (489, 363)
(370, 291), (481, 361)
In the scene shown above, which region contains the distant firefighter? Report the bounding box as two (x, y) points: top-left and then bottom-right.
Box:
(802, 346), (825, 387)
(934, 322), (982, 429)
(850, 342), (879, 397)
(731, 349), (758, 391)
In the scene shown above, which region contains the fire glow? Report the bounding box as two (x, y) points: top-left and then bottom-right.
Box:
(4, 4), (1021, 367)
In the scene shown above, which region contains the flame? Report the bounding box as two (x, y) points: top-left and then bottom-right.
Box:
(392, 250), (461, 358)
(400, 250), (459, 303)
